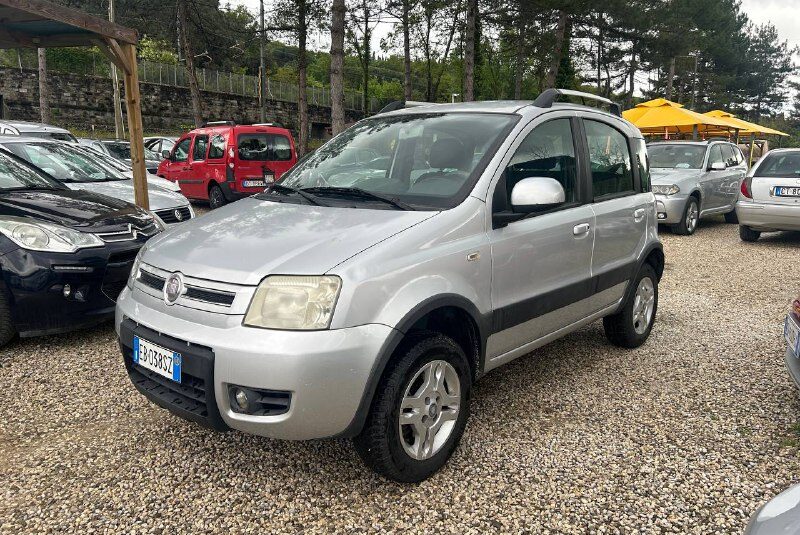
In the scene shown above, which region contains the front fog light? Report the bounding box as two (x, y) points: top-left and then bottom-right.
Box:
(244, 275), (341, 330)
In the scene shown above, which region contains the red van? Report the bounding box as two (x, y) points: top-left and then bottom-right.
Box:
(157, 122), (298, 208)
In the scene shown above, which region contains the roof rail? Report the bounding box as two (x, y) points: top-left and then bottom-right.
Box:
(201, 120), (236, 127)
(533, 89), (621, 117)
(376, 100), (437, 114)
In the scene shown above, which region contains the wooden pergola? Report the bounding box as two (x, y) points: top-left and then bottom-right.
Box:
(0, 0), (149, 209)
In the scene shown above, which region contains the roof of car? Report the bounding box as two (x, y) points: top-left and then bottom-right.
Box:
(379, 100), (536, 116)
(0, 120), (73, 134)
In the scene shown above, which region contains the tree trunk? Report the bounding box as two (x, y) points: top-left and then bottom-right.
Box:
(177, 0), (203, 127)
(432, 1), (459, 101)
(513, 11), (525, 99)
(402, 0), (412, 100)
(37, 48), (50, 124)
(424, 8), (433, 101)
(627, 55), (636, 109)
(297, 0), (309, 155)
(545, 10), (568, 89)
(666, 56), (675, 101)
(361, 2), (371, 114)
(330, 0), (346, 135)
(259, 0), (266, 122)
(464, 0), (477, 101)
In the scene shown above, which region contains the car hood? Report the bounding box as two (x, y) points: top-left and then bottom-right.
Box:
(0, 188), (151, 232)
(142, 197), (439, 285)
(66, 180), (188, 210)
(650, 168), (701, 185)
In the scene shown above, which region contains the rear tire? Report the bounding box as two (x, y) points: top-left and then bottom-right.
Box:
(209, 184), (226, 210)
(0, 290), (16, 348)
(353, 333), (471, 483)
(724, 210), (739, 224)
(604, 263), (658, 349)
(739, 225), (761, 242)
(673, 197), (699, 236)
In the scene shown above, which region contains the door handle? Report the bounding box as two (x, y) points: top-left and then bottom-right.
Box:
(633, 208), (646, 222)
(573, 223), (590, 236)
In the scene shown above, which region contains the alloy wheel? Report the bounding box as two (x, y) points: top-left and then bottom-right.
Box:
(632, 277), (655, 335)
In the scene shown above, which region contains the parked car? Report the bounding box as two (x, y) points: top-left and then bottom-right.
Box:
(648, 140), (746, 235)
(116, 92), (664, 482)
(144, 136), (178, 157)
(78, 138), (162, 174)
(745, 483), (800, 534)
(157, 122), (298, 208)
(0, 138), (194, 225)
(0, 148), (162, 347)
(0, 119), (77, 142)
(785, 292), (800, 389)
(70, 143), (182, 193)
(737, 148), (800, 242)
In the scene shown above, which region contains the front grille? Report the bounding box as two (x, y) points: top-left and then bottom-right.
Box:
(98, 223), (158, 243)
(120, 318), (228, 431)
(102, 248), (140, 301)
(137, 269), (236, 307)
(155, 206), (192, 224)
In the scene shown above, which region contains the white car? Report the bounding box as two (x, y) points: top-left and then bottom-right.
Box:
(737, 148), (800, 241)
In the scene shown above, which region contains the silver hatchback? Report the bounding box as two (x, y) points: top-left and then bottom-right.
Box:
(737, 149), (800, 241)
(649, 141), (746, 235)
(116, 91), (664, 482)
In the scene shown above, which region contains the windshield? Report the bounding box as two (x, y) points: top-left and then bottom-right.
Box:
(273, 113), (517, 209)
(105, 142), (159, 161)
(648, 144), (706, 169)
(4, 142), (128, 183)
(0, 150), (63, 190)
(755, 152), (800, 177)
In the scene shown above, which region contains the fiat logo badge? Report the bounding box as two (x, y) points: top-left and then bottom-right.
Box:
(163, 272), (184, 305)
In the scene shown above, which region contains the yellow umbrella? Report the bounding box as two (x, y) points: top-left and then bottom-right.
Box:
(703, 110), (789, 137)
(623, 98), (733, 135)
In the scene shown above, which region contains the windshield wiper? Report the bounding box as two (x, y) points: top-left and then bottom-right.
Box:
(0, 185), (60, 192)
(264, 183), (327, 206)
(301, 187), (413, 210)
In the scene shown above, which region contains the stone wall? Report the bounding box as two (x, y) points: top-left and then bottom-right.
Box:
(0, 67), (364, 138)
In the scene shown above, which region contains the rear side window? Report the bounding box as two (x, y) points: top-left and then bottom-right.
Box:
(193, 135), (208, 161)
(633, 138), (650, 192)
(585, 120), (634, 198)
(754, 152), (800, 177)
(208, 134), (225, 159)
(173, 138), (190, 163)
(505, 118), (577, 203)
(237, 134), (292, 161)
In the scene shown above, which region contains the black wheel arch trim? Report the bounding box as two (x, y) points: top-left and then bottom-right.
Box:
(335, 294), (489, 439)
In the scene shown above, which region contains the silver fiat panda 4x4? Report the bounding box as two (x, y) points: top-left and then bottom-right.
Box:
(117, 89), (664, 482)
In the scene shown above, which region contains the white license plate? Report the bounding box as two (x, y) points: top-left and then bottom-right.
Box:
(133, 336), (182, 383)
(774, 186), (800, 197)
(243, 179), (269, 188)
(786, 315), (800, 358)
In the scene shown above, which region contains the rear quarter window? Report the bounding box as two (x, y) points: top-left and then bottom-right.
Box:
(237, 133), (293, 161)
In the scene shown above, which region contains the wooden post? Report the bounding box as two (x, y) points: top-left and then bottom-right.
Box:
(120, 43), (149, 210)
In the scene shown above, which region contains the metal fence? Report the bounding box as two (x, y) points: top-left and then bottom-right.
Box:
(0, 51), (382, 113)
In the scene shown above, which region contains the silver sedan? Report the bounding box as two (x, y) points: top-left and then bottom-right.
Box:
(737, 149), (800, 242)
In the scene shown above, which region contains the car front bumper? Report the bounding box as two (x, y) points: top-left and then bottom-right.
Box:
(736, 200), (800, 232)
(115, 286), (394, 440)
(0, 242), (142, 337)
(654, 194), (689, 225)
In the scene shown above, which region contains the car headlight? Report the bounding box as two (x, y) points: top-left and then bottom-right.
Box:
(651, 184), (680, 195)
(244, 275), (342, 330)
(147, 211), (167, 232)
(0, 216), (104, 253)
(127, 248), (144, 290)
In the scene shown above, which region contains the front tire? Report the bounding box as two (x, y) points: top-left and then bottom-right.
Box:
(739, 225), (761, 242)
(353, 333), (471, 483)
(673, 197), (699, 235)
(604, 263), (658, 349)
(209, 183), (227, 209)
(0, 290), (16, 348)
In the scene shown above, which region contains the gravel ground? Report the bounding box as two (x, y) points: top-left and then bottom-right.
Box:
(1, 217), (799, 534)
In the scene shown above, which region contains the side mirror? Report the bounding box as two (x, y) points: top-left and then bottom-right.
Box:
(493, 177), (566, 228)
(709, 161), (726, 171)
(511, 177), (566, 213)
(162, 149), (171, 160)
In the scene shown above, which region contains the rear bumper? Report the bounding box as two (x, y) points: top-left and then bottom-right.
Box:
(786, 348), (800, 390)
(219, 181), (256, 202)
(736, 200), (800, 231)
(655, 194), (689, 225)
